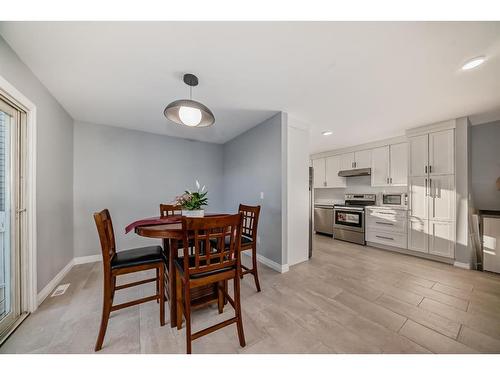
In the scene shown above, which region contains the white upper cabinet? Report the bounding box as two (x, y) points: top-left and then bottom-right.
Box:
(354, 149), (372, 169)
(429, 174), (455, 221)
(312, 158), (326, 188)
(371, 146), (390, 186)
(390, 143), (408, 186)
(409, 176), (428, 219)
(325, 155), (346, 188)
(409, 134), (428, 177)
(371, 143), (408, 187)
(340, 152), (355, 170)
(429, 129), (454, 175)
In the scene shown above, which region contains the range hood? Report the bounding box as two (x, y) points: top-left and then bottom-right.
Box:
(338, 168), (371, 177)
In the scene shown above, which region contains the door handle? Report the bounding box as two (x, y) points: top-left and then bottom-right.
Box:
(390, 177), (393, 184)
(425, 178), (428, 196)
(425, 165), (427, 174)
(429, 178), (432, 198)
(376, 221), (394, 226)
(376, 235), (394, 241)
(16, 208), (26, 214)
(429, 165), (432, 174)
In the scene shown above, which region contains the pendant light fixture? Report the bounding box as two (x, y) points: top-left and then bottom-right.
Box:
(164, 73), (215, 127)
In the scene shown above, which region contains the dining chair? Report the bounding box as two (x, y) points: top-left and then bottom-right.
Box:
(175, 213), (246, 354)
(160, 204), (182, 218)
(238, 204), (262, 292)
(93, 209), (166, 351)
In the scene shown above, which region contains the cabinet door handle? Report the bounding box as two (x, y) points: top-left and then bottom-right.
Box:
(429, 178), (432, 197)
(429, 165), (432, 174)
(376, 235), (394, 240)
(354, 161), (357, 168)
(425, 178), (428, 196)
(425, 165), (427, 174)
(376, 221), (394, 226)
(390, 177), (393, 184)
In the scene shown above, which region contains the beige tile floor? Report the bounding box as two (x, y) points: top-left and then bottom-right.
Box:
(2, 234), (500, 354)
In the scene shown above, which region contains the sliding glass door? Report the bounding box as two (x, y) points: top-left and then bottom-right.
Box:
(0, 96), (26, 342)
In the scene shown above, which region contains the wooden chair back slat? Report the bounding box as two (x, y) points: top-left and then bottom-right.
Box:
(239, 204), (260, 241)
(181, 214), (242, 278)
(94, 209), (117, 268)
(160, 204), (182, 218)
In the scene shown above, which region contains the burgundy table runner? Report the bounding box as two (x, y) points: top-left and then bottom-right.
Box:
(125, 213), (228, 234)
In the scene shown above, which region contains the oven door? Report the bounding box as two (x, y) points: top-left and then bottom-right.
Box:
(333, 207), (364, 232)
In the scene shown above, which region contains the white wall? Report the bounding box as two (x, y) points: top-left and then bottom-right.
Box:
(73, 121), (224, 256)
(223, 113), (283, 265)
(0, 35), (74, 293)
(471, 120), (500, 210)
(284, 116), (310, 266)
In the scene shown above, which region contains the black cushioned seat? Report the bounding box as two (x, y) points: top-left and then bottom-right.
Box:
(174, 256), (234, 279)
(111, 245), (165, 270)
(209, 235), (253, 250)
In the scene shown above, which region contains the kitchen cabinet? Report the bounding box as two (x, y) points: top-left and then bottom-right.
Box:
(408, 217), (428, 253)
(429, 129), (454, 175)
(339, 150), (371, 170)
(325, 155), (346, 188)
(428, 221), (455, 258)
(354, 149), (372, 169)
(409, 176), (428, 219)
(312, 158), (326, 188)
(371, 143), (408, 187)
(390, 143), (408, 186)
(340, 152), (355, 170)
(409, 134), (428, 177)
(408, 127), (455, 259)
(371, 146), (390, 186)
(366, 207), (408, 249)
(429, 175), (455, 221)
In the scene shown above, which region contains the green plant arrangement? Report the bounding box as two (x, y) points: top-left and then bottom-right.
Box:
(174, 180), (208, 214)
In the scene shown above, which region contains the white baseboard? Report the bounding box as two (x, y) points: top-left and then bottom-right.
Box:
(453, 261), (472, 270)
(36, 254), (101, 307)
(74, 254), (101, 265)
(37, 259), (74, 306)
(242, 252), (289, 273)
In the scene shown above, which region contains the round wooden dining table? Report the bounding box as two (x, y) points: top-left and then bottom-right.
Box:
(132, 214), (229, 328)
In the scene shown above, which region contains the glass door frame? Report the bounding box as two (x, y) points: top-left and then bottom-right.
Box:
(0, 75), (37, 344)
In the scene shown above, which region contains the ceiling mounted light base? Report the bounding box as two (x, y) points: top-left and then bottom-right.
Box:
(164, 73), (215, 127)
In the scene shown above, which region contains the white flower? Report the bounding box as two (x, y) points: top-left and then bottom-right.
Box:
(195, 180), (200, 190)
(201, 185), (206, 192)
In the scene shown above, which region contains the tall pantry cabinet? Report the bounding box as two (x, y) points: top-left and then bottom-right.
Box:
(408, 126), (456, 258)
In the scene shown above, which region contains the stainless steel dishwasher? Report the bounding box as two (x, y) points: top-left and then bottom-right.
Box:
(314, 204), (334, 236)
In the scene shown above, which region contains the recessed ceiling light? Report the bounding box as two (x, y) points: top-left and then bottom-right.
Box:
(322, 131), (333, 136)
(461, 56), (486, 71)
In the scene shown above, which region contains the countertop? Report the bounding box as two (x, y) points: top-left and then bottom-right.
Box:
(366, 205), (408, 211)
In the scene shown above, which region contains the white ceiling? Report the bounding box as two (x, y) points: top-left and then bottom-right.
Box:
(1, 22), (499, 153)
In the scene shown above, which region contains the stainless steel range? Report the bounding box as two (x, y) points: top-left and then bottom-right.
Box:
(333, 194), (376, 245)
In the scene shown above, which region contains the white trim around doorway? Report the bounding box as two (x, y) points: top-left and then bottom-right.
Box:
(0, 74), (38, 314)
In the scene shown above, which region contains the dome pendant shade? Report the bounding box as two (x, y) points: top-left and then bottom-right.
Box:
(164, 73), (215, 127)
(164, 99), (215, 127)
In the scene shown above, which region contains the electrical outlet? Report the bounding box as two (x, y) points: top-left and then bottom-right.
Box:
(260, 192), (264, 199)
(51, 283), (70, 297)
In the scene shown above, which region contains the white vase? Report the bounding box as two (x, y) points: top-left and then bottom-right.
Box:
(182, 209), (205, 217)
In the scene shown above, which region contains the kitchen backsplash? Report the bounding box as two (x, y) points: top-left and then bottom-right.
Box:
(314, 176), (407, 204)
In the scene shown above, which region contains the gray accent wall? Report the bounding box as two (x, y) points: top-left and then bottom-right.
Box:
(73, 121), (224, 256)
(0, 36), (74, 293)
(471, 121), (500, 210)
(223, 112), (284, 265)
